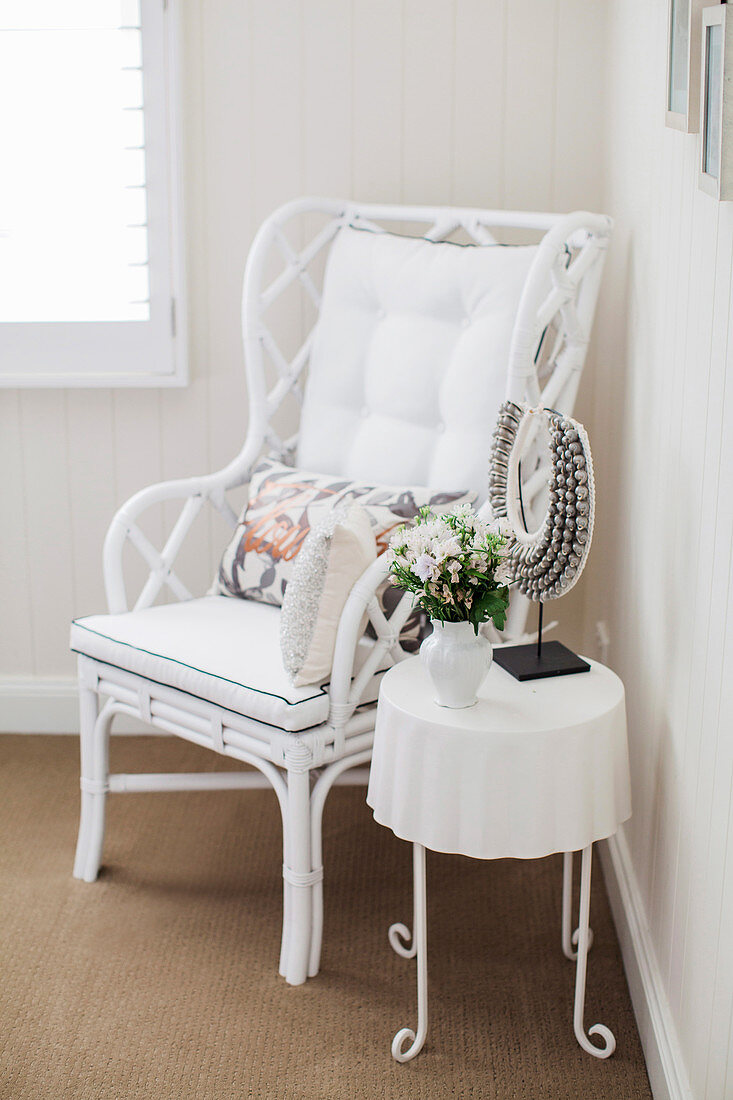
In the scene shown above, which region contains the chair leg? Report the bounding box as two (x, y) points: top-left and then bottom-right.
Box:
(72, 679), (109, 883)
(281, 766), (314, 986)
(308, 783), (325, 980)
(279, 840), (292, 979)
(308, 750), (373, 978)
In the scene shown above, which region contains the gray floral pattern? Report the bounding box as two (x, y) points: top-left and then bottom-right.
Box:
(213, 459), (475, 648)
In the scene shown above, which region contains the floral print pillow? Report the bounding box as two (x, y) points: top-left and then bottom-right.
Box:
(212, 459), (476, 637)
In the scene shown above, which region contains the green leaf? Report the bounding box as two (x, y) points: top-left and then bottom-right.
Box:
(469, 585), (509, 631)
(490, 606), (507, 632)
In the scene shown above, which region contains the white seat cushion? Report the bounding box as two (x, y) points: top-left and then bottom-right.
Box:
(70, 596), (332, 733)
(297, 226), (539, 501)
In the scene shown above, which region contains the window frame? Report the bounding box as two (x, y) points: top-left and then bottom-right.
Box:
(0, 0), (187, 388)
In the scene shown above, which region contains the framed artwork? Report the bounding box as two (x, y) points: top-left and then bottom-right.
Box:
(666, 0), (706, 130)
(699, 5), (733, 199)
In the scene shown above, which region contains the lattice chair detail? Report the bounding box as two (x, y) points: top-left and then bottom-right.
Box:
(71, 197), (612, 986)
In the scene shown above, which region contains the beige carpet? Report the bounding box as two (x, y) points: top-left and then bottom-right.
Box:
(0, 735), (651, 1100)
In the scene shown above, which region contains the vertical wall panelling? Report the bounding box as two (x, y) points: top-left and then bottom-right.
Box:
(303, 0), (352, 198)
(504, 0), (558, 211)
(452, 0), (505, 209)
(351, 0), (403, 201)
(203, 0), (252, 479)
(251, 0), (305, 226)
(250, 0), (307, 443)
(699, 229), (733, 1099)
(668, 185), (722, 1029)
(683, 235), (733, 1095)
(18, 392), (75, 675)
(65, 392), (117, 618)
(0, 393), (34, 674)
(110, 389), (164, 603)
(706, 703), (733, 1099)
(159, 0), (209, 551)
(402, 0), (455, 204)
(553, 0), (606, 212)
(591, 1), (733, 1095)
(650, 135), (701, 982)
(159, 379), (213, 599)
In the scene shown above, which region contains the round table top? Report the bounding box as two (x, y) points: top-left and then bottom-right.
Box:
(366, 655), (631, 861)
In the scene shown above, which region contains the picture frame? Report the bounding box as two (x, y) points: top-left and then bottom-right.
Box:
(666, 0), (707, 131)
(699, 5), (733, 200)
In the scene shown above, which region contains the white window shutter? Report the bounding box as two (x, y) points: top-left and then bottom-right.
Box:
(0, 0), (186, 386)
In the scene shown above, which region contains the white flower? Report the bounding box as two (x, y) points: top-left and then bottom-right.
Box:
(401, 518), (449, 560)
(494, 561), (514, 586)
(411, 553), (439, 583)
(429, 534), (461, 563)
(488, 517), (513, 539)
(417, 517), (449, 542)
(388, 528), (410, 556)
(470, 553), (488, 573)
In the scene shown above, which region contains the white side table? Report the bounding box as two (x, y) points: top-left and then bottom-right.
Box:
(367, 655), (631, 1064)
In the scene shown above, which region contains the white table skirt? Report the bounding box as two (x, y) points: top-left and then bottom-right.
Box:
(367, 656), (631, 861)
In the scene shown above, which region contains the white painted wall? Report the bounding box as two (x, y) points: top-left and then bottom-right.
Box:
(1, 0), (606, 711)
(585, 1), (733, 1096)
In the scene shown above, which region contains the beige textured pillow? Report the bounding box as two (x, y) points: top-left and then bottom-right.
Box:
(280, 505), (377, 687)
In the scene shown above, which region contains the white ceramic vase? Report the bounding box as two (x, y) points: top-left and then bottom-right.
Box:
(420, 620), (493, 708)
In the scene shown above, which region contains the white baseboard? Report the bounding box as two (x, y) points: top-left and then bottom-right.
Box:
(0, 678), (151, 735)
(600, 829), (693, 1100)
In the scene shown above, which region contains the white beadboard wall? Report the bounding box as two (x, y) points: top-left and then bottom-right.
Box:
(584, 1), (733, 1097)
(1, 0), (606, 705)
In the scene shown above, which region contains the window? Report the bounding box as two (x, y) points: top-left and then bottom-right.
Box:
(0, 0), (186, 386)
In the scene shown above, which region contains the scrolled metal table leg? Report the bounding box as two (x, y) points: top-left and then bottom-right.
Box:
(389, 866), (419, 959)
(562, 850), (594, 960)
(389, 922), (418, 958)
(573, 844), (616, 1058)
(391, 842), (428, 1063)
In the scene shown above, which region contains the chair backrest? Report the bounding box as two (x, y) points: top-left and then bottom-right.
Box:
(296, 226), (540, 499)
(102, 199), (611, 621)
(234, 198), (612, 509)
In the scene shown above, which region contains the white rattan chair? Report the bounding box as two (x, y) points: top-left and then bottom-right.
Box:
(70, 198), (612, 985)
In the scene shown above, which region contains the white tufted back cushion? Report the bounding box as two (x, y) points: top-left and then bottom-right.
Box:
(296, 226), (538, 502)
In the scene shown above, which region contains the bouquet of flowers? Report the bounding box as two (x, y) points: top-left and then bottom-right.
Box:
(388, 504), (514, 634)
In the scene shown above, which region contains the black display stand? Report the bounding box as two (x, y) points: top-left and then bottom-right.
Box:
(493, 601), (590, 681)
